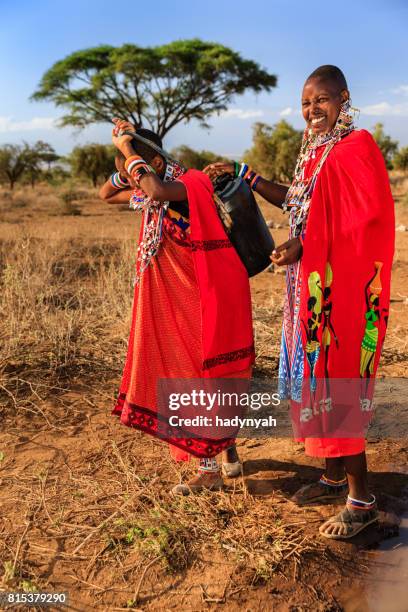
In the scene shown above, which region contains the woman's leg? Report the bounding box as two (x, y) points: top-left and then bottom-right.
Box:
(221, 444), (243, 478)
(319, 452), (378, 539)
(343, 451), (370, 500)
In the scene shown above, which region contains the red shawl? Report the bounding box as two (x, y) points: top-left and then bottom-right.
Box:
(291, 130), (395, 445)
(178, 170), (254, 376)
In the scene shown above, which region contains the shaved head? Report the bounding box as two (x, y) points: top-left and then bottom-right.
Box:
(306, 65), (348, 93)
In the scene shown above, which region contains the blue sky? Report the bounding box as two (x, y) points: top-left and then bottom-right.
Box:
(1, 0), (407, 157)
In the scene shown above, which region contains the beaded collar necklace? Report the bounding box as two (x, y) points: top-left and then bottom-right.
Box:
(129, 160), (185, 284)
(284, 100), (355, 237)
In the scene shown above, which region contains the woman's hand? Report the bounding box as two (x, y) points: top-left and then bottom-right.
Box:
(111, 118), (136, 153)
(203, 161), (235, 182)
(270, 238), (303, 266)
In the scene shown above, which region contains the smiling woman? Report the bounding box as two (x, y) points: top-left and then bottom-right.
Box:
(277, 65), (395, 541)
(301, 65), (349, 135)
(204, 64), (395, 541)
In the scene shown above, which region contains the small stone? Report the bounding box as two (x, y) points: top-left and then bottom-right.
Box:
(396, 224), (407, 232)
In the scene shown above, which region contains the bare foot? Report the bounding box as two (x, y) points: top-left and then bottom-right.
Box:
(171, 470), (223, 496)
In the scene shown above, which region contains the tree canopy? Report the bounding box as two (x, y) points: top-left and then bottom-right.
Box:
(31, 40), (277, 138)
(244, 120), (303, 183)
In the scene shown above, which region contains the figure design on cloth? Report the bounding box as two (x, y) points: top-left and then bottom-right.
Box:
(321, 263), (338, 396)
(360, 261), (385, 404)
(303, 271), (322, 398)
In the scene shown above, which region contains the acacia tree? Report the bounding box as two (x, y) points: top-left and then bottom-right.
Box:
(31, 40), (277, 138)
(68, 144), (116, 187)
(24, 141), (59, 187)
(244, 120), (303, 183)
(0, 145), (30, 190)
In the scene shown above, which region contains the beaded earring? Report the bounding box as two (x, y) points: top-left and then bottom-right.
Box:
(337, 98), (359, 130)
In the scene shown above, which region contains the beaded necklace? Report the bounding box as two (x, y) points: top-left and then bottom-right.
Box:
(129, 161), (185, 284)
(284, 101), (355, 237)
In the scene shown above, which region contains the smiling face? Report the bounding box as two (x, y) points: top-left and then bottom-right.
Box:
(301, 77), (349, 135)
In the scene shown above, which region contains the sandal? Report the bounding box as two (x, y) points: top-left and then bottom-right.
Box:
(292, 474), (348, 506)
(319, 495), (379, 540)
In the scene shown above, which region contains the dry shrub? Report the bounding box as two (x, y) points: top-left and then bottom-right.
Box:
(0, 234), (135, 412)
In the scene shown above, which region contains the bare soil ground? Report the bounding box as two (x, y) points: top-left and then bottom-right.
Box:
(0, 178), (407, 611)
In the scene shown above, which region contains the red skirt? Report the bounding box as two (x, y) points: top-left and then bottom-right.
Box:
(112, 218), (251, 459)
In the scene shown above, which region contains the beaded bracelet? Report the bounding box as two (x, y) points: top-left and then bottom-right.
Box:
(238, 162), (249, 179)
(237, 162), (262, 192)
(124, 155), (146, 175)
(132, 164), (156, 187)
(251, 174), (261, 192)
(110, 172), (129, 190)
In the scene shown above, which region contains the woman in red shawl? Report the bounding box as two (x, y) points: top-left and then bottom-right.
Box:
(205, 65), (394, 539)
(99, 120), (254, 495)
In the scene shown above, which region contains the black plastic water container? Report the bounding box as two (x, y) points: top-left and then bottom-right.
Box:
(214, 174), (275, 277)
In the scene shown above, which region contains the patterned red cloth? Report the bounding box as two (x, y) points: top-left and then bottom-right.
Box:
(282, 130), (395, 457)
(112, 169), (254, 459)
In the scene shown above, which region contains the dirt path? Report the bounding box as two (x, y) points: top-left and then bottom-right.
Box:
(1, 391), (406, 610)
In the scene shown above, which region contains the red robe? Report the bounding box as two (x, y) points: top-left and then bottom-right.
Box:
(282, 129), (395, 457)
(112, 170), (254, 459)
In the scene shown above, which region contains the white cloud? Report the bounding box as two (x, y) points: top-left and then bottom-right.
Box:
(391, 85), (408, 96)
(219, 108), (264, 120)
(0, 116), (57, 133)
(360, 102), (408, 117)
(279, 106), (293, 117)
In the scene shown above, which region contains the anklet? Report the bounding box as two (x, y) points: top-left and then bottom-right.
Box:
(319, 474), (348, 487)
(347, 494), (376, 509)
(198, 457), (219, 473)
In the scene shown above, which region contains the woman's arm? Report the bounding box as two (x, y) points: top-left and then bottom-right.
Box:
(99, 175), (132, 203)
(112, 119), (187, 202)
(101, 187), (133, 204)
(203, 161), (288, 209)
(250, 177), (289, 209)
(120, 141), (187, 202)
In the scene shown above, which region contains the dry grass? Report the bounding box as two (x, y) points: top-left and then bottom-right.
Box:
(0, 234), (135, 416)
